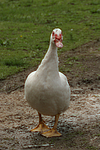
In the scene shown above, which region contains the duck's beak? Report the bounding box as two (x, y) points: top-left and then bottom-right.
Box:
(55, 41), (63, 48)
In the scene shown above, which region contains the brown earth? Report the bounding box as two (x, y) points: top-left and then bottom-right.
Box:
(0, 39), (100, 150)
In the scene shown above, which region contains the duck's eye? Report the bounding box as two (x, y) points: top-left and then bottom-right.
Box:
(52, 31), (55, 37)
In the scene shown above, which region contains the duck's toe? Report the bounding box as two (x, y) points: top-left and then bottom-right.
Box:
(41, 128), (62, 137)
(31, 121), (50, 133)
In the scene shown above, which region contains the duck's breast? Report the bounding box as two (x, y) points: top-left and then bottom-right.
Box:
(25, 70), (70, 116)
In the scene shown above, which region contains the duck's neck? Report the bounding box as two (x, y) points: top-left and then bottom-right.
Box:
(37, 41), (59, 73)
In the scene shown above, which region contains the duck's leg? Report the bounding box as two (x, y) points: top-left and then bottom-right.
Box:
(31, 112), (50, 133)
(42, 114), (62, 137)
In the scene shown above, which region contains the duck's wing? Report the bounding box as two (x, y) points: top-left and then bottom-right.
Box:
(59, 72), (69, 87)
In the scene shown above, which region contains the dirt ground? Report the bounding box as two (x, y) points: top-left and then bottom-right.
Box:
(0, 39), (100, 150)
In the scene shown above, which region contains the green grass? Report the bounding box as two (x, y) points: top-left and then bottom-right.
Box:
(0, 0), (100, 79)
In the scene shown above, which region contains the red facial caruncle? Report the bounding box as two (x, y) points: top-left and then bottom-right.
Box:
(52, 30), (63, 48)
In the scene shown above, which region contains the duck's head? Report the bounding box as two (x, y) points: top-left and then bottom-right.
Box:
(50, 28), (63, 48)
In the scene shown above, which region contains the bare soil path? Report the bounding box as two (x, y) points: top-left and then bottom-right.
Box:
(0, 39), (100, 150)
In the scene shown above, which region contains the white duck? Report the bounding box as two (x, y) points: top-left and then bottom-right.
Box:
(25, 28), (70, 137)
